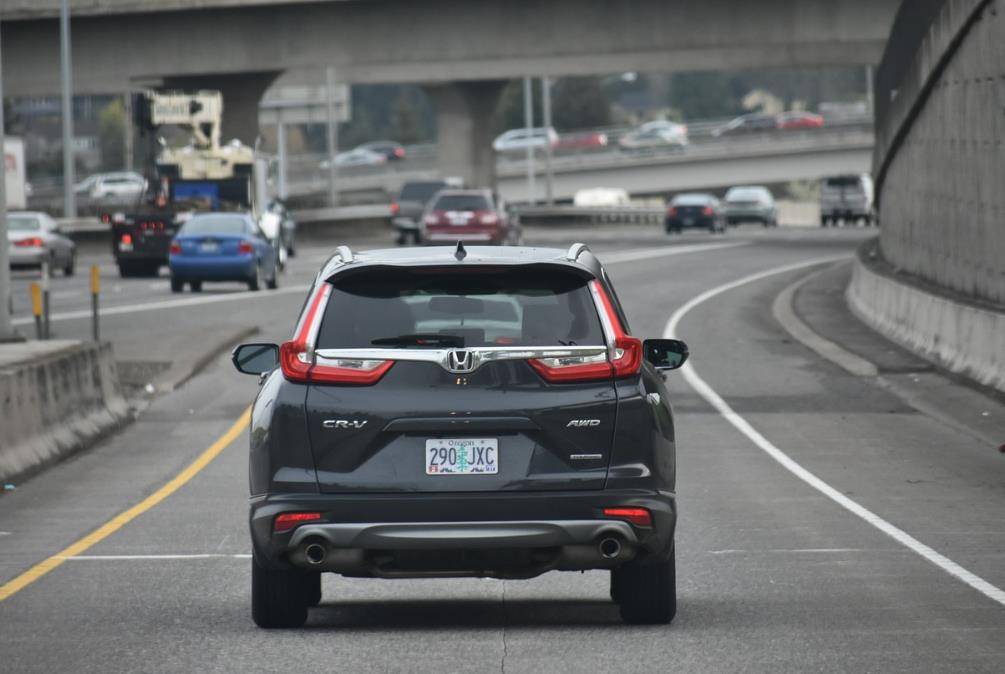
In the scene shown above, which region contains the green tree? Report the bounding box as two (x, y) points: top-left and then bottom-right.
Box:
(98, 98), (126, 170)
(389, 89), (423, 144)
(552, 76), (613, 130)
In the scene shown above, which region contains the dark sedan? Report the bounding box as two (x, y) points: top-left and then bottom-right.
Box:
(665, 194), (726, 234)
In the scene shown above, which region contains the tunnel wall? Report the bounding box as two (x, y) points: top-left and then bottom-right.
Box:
(873, 0), (1005, 305)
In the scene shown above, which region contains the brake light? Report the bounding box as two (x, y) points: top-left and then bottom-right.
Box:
(590, 280), (642, 378)
(603, 507), (652, 527)
(528, 351), (612, 383)
(169, 242), (181, 254)
(121, 233), (133, 245)
(14, 237), (44, 248)
(393, 147), (405, 158)
(667, 207), (677, 216)
(702, 206), (714, 216)
(273, 512), (321, 534)
(479, 211), (499, 225)
(238, 241), (254, 254)
(390, 202), (400, 216)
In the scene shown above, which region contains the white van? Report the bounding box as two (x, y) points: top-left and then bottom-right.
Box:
(820, 174), (875, 226)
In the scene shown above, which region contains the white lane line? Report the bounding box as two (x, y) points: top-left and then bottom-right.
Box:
(62, 554), (252, 560)
(665, 257), (1005, 607)
(601, 241), (747, 265)
(709, 548), (874, 555)
(11, 284), (311, 326)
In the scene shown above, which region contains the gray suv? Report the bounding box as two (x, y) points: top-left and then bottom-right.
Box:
(232, 243), (688, 628)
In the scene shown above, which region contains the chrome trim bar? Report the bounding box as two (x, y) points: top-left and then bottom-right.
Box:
(314, 345), (607, 374)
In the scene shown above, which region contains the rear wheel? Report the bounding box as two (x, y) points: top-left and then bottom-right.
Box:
(189, 280), (202, 292)
(266, 266), (279, 290)
(248, 263), (261, 292)
(63, 251), (76, 276)
(170, 277), (184, 293)
(251, 555), (309, 629)
(612, 546), (676, 625)
(820, 216), (830, 228)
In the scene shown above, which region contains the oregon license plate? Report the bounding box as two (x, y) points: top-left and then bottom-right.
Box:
(425, 438), (498, 475)
(200, 241), (219, 253)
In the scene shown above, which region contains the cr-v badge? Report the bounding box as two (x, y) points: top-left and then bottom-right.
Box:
(322, 419), (368, 429)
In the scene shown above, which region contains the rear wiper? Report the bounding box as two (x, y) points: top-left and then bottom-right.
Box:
(370, 333), (465, 348)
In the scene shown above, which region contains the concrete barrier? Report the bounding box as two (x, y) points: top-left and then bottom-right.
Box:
(847, 244), (1005, 394)
(0, 340), (130, 483)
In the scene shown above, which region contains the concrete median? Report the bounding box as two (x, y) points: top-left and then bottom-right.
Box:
(847, 241), (1005, 394)
(0, 340), (130, 483)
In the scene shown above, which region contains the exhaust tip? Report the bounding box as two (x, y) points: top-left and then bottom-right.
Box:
(599, 537), (622, 560)
(304, 542), (327, 565)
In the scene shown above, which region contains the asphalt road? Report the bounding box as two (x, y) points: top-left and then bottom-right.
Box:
(2, 224), (1004, 672)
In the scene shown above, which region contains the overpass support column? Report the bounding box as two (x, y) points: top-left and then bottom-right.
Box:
(423, 80), (506, 189)
(160, 71), (281, 146)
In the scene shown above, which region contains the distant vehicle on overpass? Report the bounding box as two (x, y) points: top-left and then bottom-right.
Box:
(321, 148), (387, 170)
(665, 193), (726, 234)
(619, 120), (688, 151)
(820, 174), (874, 227)
(573, 187), (630, 207)
(358, 140), (407, 161)
(554, 131), (609, 152)
(711, 113), (778, 137)
(493, 127), (559, 153)
(777, 111), (825, 130)
(76, 171), (148, 202)
(723, 185), (778, 227)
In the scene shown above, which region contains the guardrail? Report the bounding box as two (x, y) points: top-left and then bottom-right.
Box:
(512, 205), (664, 226)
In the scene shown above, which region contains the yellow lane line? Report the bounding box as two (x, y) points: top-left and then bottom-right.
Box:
(0, 407), (251, 603)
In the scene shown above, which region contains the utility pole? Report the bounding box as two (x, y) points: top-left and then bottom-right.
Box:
(541, 76), (554, 206)
(0, 23), (15, 341)
(522, 76), (535, 206)
(325, 66), (339, 208)
(865, 64), (875, 116)
(277, 107), (288, 200)
(123, 91), (134, 171)
(60, 0), (76, 217)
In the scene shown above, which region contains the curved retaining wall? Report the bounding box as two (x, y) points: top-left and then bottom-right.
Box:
(848, 249), (1005, 393)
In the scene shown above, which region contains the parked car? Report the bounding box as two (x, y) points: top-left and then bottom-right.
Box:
(723, 185), (778, 227)
(554, 131), (609, 151)
(391, 179), (462, 245)
(776, 111), (825, 130)
(619, 121), (688, 150)
(573, 187), (630, 207)
(168, 212), (278, 293)
(230, 242), (690, 628)
(357, 140), (406, 161)
(6, 211), (76, 275)
(711, 113), (778, 137)
(820, 174), (874, 226)
(76, 171), (147, 202)
(492, 127), (559, 153)
(664, 193), (726, 234)
(320, 148), (387, 170)
(421, 189), (520, 245)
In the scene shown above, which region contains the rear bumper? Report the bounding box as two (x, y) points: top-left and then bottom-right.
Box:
(251, 489), (675, 577)
(169, 255), (256, 281)
(8, 248), (46, 267)
(666, 216), (715, 230)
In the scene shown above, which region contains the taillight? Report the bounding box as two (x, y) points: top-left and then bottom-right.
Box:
(100, 214), (111, 224)
(273, 512), (321, 534)
(603, 507), (652, 527)
(527, 351), (612, 383)
(14, 237), (44, 248)
(122, 233), (134, 245)
(169, 241), (181, 254)
(280, 341), (393, 385)
(393, 147), (405, 158)
(479, 211), (499, 225)
(238, 241), (254, 254)
(702, 206), (714, 216)
(390, 202), (400, 216)
(590, 280), (642, 378)
(667, 206), (677, 216)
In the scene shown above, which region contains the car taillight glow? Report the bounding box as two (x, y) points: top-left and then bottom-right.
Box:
(393, 147), (405, 158)
(238, 241), (254, 254)
(667, 206), (677, 216)
(122, 233), (134, 245)
(424, 212), (442, 226)
(273, 512), (322, 534)
(390, 202), (400, 216)
(479, 211), (499, 225)
(14, 237), (44, 248)
(702, 206), (714, 216)
(590, 279), (642, 378)
(603, 507), (652, 527)
(169, 241), (181, 254)
(527, 351), (612, 383)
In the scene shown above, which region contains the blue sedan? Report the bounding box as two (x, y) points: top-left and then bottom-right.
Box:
(168, 213), (278, 293)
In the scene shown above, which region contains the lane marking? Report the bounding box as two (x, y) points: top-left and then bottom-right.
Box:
(0, 408), (251, 603)
(601, 241), (747, 265)
(665, 257), (1005, 607)
(63, 554), (252, 560)
(709, 548), (875, 555)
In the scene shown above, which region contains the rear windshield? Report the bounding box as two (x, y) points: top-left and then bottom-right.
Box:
(825, 176), (862, 188)
(431, 194), (491, 211)
(316, 269), (604, 349)
(672, 194), (713, 206)
(8, 215), (42, 231)
(726, 188), (767, 201)
(181, 215), (249, 235)
(400, 182), (445, 203)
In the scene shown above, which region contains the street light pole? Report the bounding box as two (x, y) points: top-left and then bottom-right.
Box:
(325, 66), (339, 208)
(541, 76), (554, 206)
(0, 23), (15, 341)
(60, 0), (77, 218)
(522, 77), (535, 205)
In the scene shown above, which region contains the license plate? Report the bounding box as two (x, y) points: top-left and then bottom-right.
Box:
(425, 438), (498, 475)
(199, 242), (219, 253)
(683, 217), (695, 226)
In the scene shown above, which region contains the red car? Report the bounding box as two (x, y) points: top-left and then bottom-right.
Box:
(422, 189), (521, 245)
(554, 131), (609, 151)
(776, 111), (825, 130)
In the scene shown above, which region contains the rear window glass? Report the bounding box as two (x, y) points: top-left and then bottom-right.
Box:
(431, 195), (490, 211)
(726, 188), (767, 201)
(181, 215), (249, 235)
(316, 269), (604, 349)
(825, 176), (862, 188)
(672, 194), (713, 206)
(400, 182), (445, 203)
(8, 215), (42, 231)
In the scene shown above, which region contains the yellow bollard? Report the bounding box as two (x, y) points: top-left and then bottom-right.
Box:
(29, 282), (43, 339)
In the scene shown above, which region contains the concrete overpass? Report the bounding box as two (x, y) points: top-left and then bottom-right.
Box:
(1, 0), (901, 188)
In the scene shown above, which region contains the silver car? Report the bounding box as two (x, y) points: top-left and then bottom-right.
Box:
(6, 211), (77, 275)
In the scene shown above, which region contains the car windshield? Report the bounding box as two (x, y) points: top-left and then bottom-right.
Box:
(431, 195), (491, 211)
(316, 269), (604, 348)
(181, 215), (249, 235)
(727, 189), (767, 201)
(400, 182), (446, 203)
(7, 215), (42, 231)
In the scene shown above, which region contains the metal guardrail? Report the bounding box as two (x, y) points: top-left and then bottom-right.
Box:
(512, 205), (664, 226)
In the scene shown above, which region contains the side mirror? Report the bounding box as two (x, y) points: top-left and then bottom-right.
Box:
(643, 339), (689, 371)
(232, 343), (279, 375)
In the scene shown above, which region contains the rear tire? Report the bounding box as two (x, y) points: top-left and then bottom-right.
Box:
(306, 573), (322, 607)
(248, 264), (261, 292)
(613, 546), (676, 625)
(64, 251), (76, 276)
(266, 268), (279, 290)
(189, 281), (202, 292)
(170, 277), (184, 293)
(251, 555), (309, 629)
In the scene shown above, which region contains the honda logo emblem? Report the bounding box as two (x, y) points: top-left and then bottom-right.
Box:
(447, 350), (475, 373)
